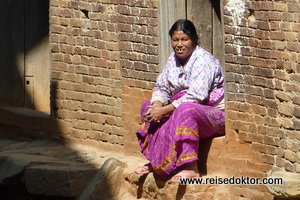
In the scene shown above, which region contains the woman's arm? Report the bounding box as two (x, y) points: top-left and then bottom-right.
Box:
(151, 55), (176, 105)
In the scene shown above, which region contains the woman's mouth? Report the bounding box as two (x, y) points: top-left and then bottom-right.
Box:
(176, 49), (185, 54)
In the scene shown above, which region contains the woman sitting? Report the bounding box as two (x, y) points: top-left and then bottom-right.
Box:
(133, 19), (225, 182)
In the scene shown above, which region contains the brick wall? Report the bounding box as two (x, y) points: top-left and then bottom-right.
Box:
(49, 0), (158, 152)
(49, 0), (300, 168)
(118, 1), (159, 154)
(48, 0), (299, 197)
(224, 0), (300, 175)
(223, 1), (300, 198)
(0, 0), (299, 198)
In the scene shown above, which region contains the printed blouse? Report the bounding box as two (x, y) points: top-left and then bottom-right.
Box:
(151, 46), (224, 109)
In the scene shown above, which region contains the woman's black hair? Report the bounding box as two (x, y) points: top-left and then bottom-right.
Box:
(169, 19), (199, 45)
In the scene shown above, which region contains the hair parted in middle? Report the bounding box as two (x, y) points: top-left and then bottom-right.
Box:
(168, 19), (199, 45)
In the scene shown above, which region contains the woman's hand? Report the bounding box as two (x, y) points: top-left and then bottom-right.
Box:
(143, 102), (176, 124)
(144, 104), (165, 123)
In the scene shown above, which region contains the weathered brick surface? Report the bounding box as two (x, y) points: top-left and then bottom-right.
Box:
(222, 0), (300, 198)
(224, 0), (300, 183)
(0, 0), (295, 199)
(50, 0), (158, 152)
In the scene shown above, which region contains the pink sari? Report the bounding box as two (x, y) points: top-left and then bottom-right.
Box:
(136, 88), (225, 176)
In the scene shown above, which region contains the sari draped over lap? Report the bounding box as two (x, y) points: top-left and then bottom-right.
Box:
(136, 88), (225, 177)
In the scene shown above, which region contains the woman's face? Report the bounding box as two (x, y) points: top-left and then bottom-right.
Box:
(171, 31), (195, 63)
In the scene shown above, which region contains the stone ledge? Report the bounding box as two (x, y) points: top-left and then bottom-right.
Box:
(1, 136), (274, 199)
(198, 136), (226, 175)
(124, 172), (230, 200)
(121, 136), (229, 199)
(25, 165), (98, 197)
(266, 171), (300, 199)
(78, 158), (129, 200)
(0, 139), (146, 199)
(0, 136), (229, 199)
(125, 136), (229, 199)
(0, 140), (99, 198)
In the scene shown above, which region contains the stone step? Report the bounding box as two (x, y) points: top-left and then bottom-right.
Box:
(0, 140), (99, 198)
(124, 172), (231, 200)
(121, 136), (230, 200)
(0, 136), (256, 199)
(0, 139), (147, 199)
(198, 136), (226, 175)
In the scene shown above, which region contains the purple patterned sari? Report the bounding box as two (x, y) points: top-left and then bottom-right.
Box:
(136, 88), (225, 177)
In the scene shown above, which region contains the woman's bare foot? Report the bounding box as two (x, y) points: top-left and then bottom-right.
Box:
(170, 161), (200, 182)
(132, 163), (153, 174)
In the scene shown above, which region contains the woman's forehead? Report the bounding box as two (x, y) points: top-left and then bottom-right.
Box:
(171, 31), (190, 38)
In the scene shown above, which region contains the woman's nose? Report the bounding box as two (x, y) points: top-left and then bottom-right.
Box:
(178, 40), (183, 46)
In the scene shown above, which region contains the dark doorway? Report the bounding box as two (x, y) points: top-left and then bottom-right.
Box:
(0, 0), (50, 112)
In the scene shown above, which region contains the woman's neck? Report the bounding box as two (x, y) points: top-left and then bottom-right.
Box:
(178, 55), (191, 67)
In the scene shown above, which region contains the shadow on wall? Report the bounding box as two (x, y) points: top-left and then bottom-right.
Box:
(0, 0), (50, 112)
(0, 0), (56, 139)
(0, 1), (109, 199)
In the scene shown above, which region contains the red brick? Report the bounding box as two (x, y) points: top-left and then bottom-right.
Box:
(261, 154), (275, 165)
(280, 22), (292, 31)
(250, 57), (266, 67)
(288, 2), (300, 13)
(256, 49), (271, 58)
(270, 32), (285, 40)
(257, 21), (270, 30)
(292, 23), (300, 32)
(274, 3), (287, 12)
(269, 11), (283, 21)
(287, 42), (300, 53)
